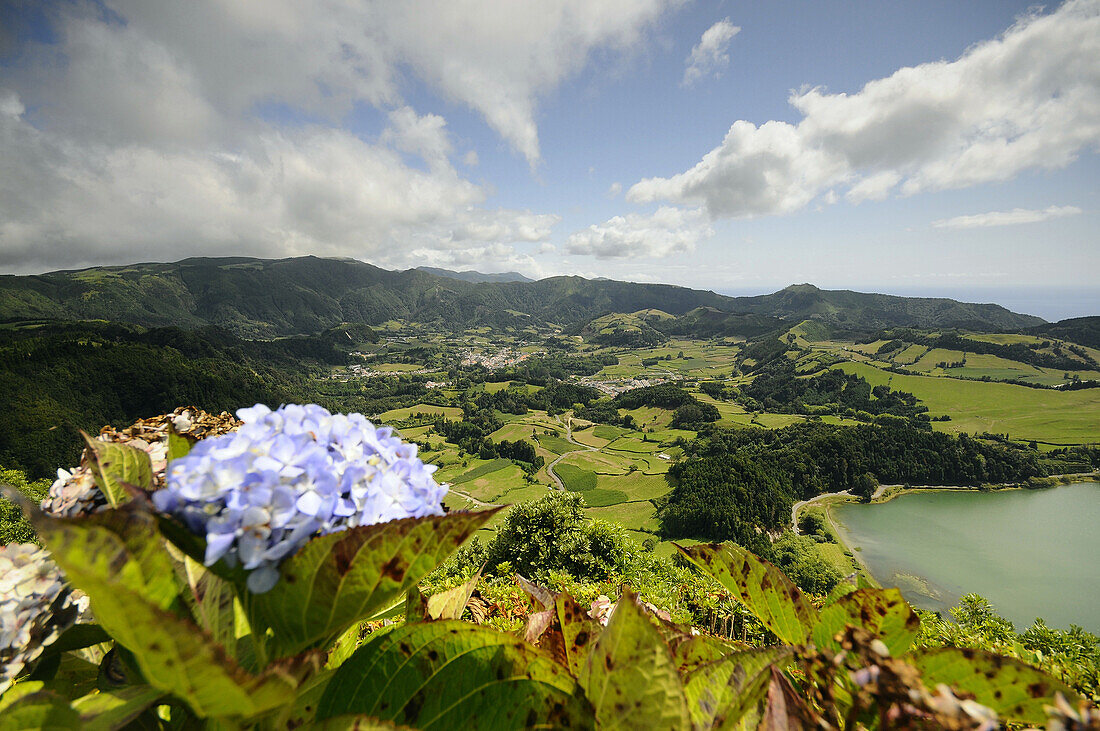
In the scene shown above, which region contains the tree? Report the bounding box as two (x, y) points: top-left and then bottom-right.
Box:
(853, 471), (879, 502)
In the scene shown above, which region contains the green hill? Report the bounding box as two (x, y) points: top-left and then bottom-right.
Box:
(0, 257), (1046, 337)
(1026, 316), (1100, 349)
(725, 283), (1045, 330)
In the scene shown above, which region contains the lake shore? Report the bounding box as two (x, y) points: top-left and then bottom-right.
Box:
(805, 471), (1100, 591)
(821, 479), (1100, 628)
(867, 469), (1100, 506)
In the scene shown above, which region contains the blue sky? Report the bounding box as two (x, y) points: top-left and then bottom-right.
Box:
(0, 1), (1097, 316)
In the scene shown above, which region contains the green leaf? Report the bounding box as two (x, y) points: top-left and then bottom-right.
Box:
(38, 654), (101, 701)
(425, 569), (481, 620)
(811, 588), (920, 657)
(39, 624), (111, 658)
(243, 509), (498, 659)
(307, 715), (411, 730)
(166, 428), (195, 463)
(181, 558), (241, 656)
(274, 669), (335, 729)
(672, 634), (743, 676)
(555, 593), (602, 677)
(317, 620), (593, 729)
(911, 647), (1079, 724)
(579, 590), (690, 731)
(29, 501), (181, 612)
(29, 501), (305, 720)
(326, 624), (364, 670)
(72, 686), (164, 730)
(81, 432), (153, 507)
(0, 683), (81, 731)
(684, 647), (792, 730)
(823, 579), (859, 607)
(676, 543), (818, 646)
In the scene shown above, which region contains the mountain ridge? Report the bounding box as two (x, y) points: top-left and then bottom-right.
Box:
(415, 266), (533, 284)
(0, 255), (1047, 337)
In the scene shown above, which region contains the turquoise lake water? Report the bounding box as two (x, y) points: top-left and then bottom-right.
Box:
(831, 482), (1100, 632)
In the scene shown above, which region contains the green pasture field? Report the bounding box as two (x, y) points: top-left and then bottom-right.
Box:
(622, 406), (673, 430)
(535, 434), (575, 454)
(489, 422), (539, 442)
(847, 340), (889, 356)
(813, 542), (857, 576)
(603, 435), (662, 454)
(597, 472), (669, 502)
(449, 463), (529, 503)
(585, 500), (659, 533)
(482, 380), (514, 393)
(450, 458), (513, 484)
(373, 362), (421, 372)
(694, 392), (750, 423)
(911, 348), (965, 371)
(962, 332), (1043, 346)
(592, 425), (624, 440)
(569, 429), (613, 449)
(892, 344), (927, 364)
(376, 403), (462, 422)
(554, 463), (597, 492)
(836, 361), (1100, 443)
(558, 451), (630, 474)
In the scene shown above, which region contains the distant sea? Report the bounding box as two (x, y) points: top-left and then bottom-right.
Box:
(714, 286), (1100, 323)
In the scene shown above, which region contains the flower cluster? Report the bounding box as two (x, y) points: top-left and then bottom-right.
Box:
(153, 404), (448, 593)
(0, 544), (85, 695)
(43, 406), (241, 517)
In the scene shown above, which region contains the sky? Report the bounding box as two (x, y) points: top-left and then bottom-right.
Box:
(0, 0), (1098, 317)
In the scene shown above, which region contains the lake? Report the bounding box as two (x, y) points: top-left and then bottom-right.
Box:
(831, 482), (1100, 633)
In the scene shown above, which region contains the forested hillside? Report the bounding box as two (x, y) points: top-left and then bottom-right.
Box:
(0, 322), (381, 477)
(0, 256), (1045, 337)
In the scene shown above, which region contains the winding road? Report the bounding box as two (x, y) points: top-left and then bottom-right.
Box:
(446, 487), (501, 509)
(544, 415), (599, 491)
(791, 490), (850, 534)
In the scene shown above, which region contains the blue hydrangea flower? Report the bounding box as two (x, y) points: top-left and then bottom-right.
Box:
(153, 404), (447, 593)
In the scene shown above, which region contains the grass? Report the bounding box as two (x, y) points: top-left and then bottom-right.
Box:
(836, 361), (1100, 444)
(376, 403), (462, 422)
(450, 458), (513, 484)
(814, 541), (856, 575)
(598, 473), (669, 502)
(586, 501), (659, 532)
(373, 362), (422, 372)
(559, 451), (626, 474)
(554, 463), (597, 492)
(593, 425), (625, 440)
(535, 434), (575, 455)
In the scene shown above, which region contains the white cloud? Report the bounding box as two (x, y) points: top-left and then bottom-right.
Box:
(463, 150), (479, 167)
(932, 205), (1083, 229)
(381, 106), (453, 169)
(634, 0), (1100, 217)
(628, 120), (846, 217)
(846, 171), (901, 203)
(0, 110), (555, 271)
(382, 1), (681, 166)
(565, 206), (713, 259)
(0, 91), (26, 118)
(682, 19), (740, 87)
(607, 181), (623, 197)
(3, 0), (652, 271)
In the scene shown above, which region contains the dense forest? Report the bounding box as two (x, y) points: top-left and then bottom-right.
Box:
(0, 321), (395, 477)
(658, 422), (1097, 546)
(739, 359), (928, 420)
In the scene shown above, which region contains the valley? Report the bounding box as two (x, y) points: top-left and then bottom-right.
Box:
(2, 257), (1098, 624)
